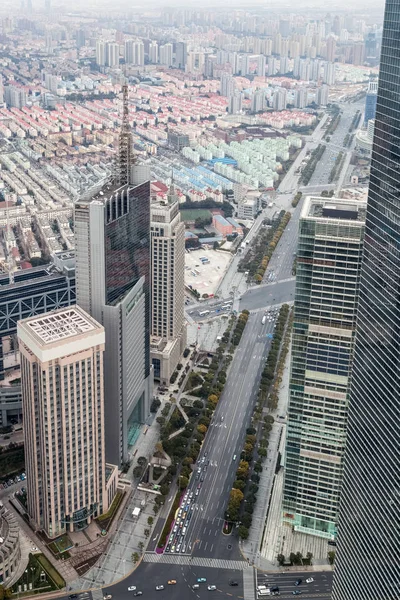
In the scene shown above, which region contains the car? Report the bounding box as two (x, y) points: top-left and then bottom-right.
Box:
(192, 584), (200, 590)
(155, 585), (164, 591)
(229, 581), (238, 586)
(195, 489), (199, 496)
(233, 454), (237, 461)
(200, 474), (205, 482)
(171, 545), (175, 553)
(221, 416), (224, 421)
(292, 592), (302, 596)
(168, 580), (177, 585)
(31, 546), (38, 552)
(133, 593), (143, 597)
(103, 596), (112, 599)
(197, 578), (207, 583)
(306, 578), (314, 584)
(295, 579), (302, 586)
(128, 586), (136, 591)
(207, 585), (217, 591)
(69, 595), (77, 599)
(176, 543), (181, 552)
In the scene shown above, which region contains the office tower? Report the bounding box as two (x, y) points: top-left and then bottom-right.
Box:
(365, 31), (378, 65)
(150, 187), (186, 383)
(106, 42), (120, 68)
(294, 87), (308, 109)
(257, 54), (266, 76)
(316, 84), (329, 106)
(220, 74), (236, 98)
(149, 41), (158, 64)
(326, 35), (336, 62)
(283, 197), (366, 539)
(75, 178), (151, 467)
(18, 306), (114, 538)
(159, 43), (173, 67)
(96, 40), (106, 67)
(228, 91), (242, 114)
(175, 41), (187, 69)
(332, 0), (400, 595)
(323, 61), (336, 85)
(364, 79), (378, 124)
(251, 90), (265, 112)
(279, 56), (289, 75)
(279, 19), (290, 37)
(273, 88), (287, 111)
(332, 15), (341, 35)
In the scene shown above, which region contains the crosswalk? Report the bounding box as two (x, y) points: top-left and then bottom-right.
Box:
(243, 566), (256, 600)
(143, 553), (248, 571)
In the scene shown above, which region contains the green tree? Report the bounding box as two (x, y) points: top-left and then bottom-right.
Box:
(306, 551), (313, 565)
(144, 528), (150, 538)
(132, 552), (140, 563)
(277, 553), (285, 566)
(328, 550), (336, 565)
(238, 525), (249, 540)
(179, 475), (189, 489)
(147, 516), (154, 526)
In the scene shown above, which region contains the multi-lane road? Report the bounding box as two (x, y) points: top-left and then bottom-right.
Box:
(256, 571), (334, 599)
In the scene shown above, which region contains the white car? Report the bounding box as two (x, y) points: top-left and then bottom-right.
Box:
(128, 586), (136, 591)
(208, 585), (217, 591)
(155, 585), (165, 591)
(306, 578), (314, 584)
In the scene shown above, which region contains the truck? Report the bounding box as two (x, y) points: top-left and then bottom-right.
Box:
(257, 587), (271, 596)
(132, 507), (141, 519)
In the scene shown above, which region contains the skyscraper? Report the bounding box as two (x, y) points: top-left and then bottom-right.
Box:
(150, 187), (186, 383)
(283, 197), (366, 540)
(332, 0), (400, 595)
(364, 79), (378, 124)
(106, 42), (120, 68)
(74, 86), (152, 467)
(18, 306), (116, 538)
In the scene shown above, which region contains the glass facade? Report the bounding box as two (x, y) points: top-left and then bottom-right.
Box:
(283, 199), (365, 539)
(105, 181), (150, 377)
(332, 1), (400, 597)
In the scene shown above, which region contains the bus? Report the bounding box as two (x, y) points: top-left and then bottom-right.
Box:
(199, 310), (210, 317)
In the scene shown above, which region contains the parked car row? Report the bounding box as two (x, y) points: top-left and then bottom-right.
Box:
(0, 473), (25, 489)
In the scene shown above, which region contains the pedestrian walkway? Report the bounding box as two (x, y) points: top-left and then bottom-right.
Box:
(243, 567), (256, 600)
(143, 553), (248, 571)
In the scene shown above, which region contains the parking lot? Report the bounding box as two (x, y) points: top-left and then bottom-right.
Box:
(185, 249), (231, 296)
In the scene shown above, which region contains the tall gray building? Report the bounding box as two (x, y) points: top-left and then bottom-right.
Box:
(75, 175), (152, 467)
(332, 0), (400, 596)
(150, 187), (186, 384)
(283, 197), (366, 539)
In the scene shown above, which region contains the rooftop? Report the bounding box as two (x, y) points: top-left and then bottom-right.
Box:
(24, 307), (97, 345)
(303, 196), (367, 223)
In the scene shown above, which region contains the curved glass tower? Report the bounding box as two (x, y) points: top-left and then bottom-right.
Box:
(332, 0), (400, 597)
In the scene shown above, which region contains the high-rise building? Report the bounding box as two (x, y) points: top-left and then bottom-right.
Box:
(106, 42), (120, 68)
(283, 197), (366, 540)
(299, 59), (311, 82)
(267, 56), (277, 76)
(186, 51), (205, 75)
(149, 41), (158, 64)
(175, 41), (187, 69)
(18, 306), (117, 538)
(251, 90), (265, 112)
(332, 0), (400, 595)
(311, 59), (322, 82)
(326, 35), (337, 62)
(352, 42), (365, 65)
(364, 79), (378, 124)
(96, 40), (106, 66)
(74, 176), (152, 467)
(279, 19), (290, 37)
(150, 187), (186, 384)
(323, 61), (336, 85)
(294, 87), (308, 108)
(273, 88), (287, 111)
(279, 56), (289, 75)
(159, 43), (173, 67)
(4, 85), (27, 109)
(220, 74), (236, 98)
(228, 91), (243, 114)
(257, 54), (266, 76)
(316, 84), (329, 106)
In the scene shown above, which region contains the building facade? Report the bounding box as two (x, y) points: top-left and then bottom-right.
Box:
(283, 197), (366, 539)
(0, 502), (20, 586)
(0, 253), (75, 427)
(75, 179), (152, 467)
(332, 0), (400, 596)
(150, 188), (186, 384)
(18, 307), (112, 539)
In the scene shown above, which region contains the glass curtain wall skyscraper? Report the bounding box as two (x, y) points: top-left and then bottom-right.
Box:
(332, 0), (400, 596)
(283, 197), (365, 539)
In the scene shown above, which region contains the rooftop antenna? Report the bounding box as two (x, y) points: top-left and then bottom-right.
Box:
(118, 83), (135, 186)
